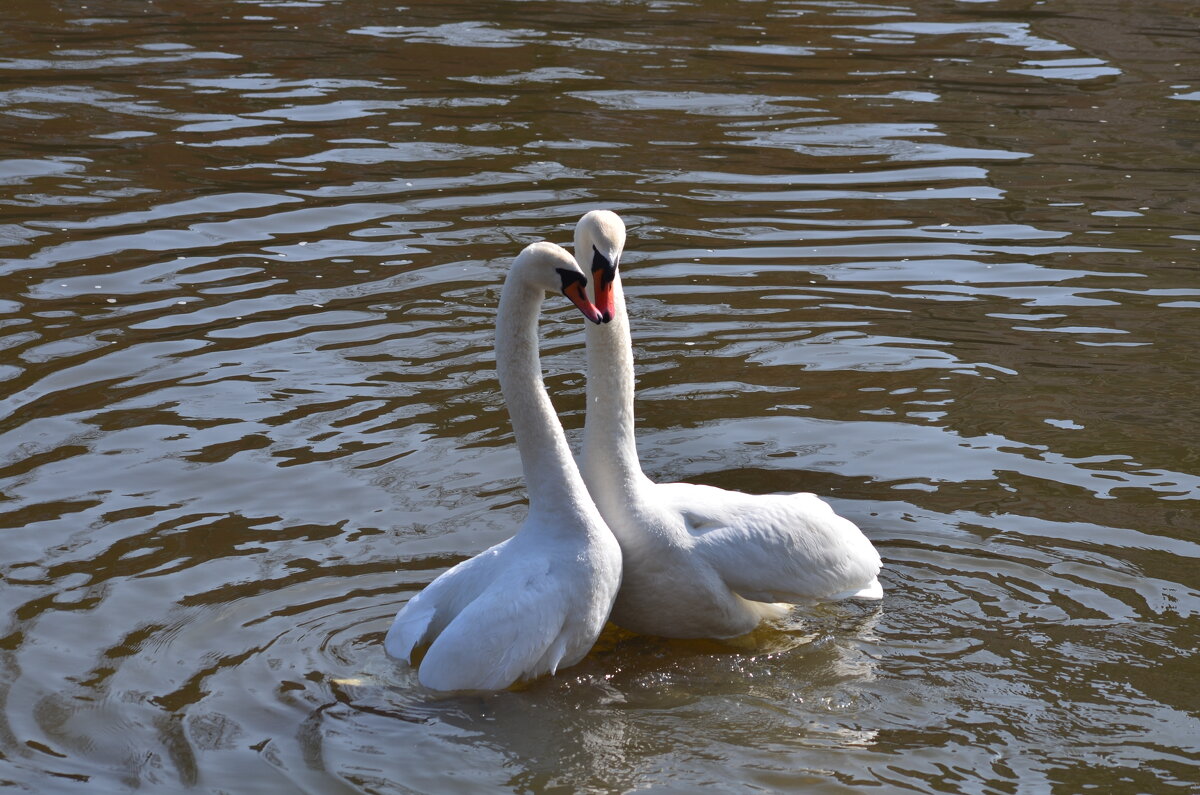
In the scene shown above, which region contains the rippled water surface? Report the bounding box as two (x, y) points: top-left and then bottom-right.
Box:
(1, 0), (1198, 792)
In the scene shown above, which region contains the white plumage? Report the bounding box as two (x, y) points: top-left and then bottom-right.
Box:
(385, 241), (622, 690)
(576, 210), (882, 639)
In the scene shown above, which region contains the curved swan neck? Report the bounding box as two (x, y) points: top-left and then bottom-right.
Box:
(582, 273), (646, 491)
(495, 270), (593, 519)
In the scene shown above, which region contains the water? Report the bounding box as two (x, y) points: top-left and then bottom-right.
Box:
(1, 0), (1197, 792)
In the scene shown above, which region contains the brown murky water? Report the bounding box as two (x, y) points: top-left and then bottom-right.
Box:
(1, 0), (1198, 792)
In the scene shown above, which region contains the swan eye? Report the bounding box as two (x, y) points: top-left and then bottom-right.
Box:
(556, 267), (588, 292)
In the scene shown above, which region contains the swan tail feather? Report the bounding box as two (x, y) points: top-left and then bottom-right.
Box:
(826, 577), (884, 601)
(851, 577), (884, 600)
(542, 633), (571, 677)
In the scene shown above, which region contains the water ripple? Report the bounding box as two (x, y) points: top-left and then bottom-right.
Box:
(1, 0), (1197, 792)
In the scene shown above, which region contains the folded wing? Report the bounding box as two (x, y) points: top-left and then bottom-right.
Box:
(414, 555), (582, 691)
(656, 481), (882, 605)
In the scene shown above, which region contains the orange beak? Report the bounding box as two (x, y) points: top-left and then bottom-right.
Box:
(592, 270), (615, 323)
(562, 277), (603, 324)
(590, 247), (616, 323)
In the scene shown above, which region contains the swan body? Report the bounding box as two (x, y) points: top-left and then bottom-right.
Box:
(576, 210), (882, 639)
(385, 241), (622, 690)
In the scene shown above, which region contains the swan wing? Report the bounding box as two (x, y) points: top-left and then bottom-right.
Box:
(655, 481), (882, 604)
(384, 589), (439, 663)
(415, 553), (582, 691)
(383, 542), (510, 662)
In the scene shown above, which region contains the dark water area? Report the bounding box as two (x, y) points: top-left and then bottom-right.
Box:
(0, 0), (1197, 792)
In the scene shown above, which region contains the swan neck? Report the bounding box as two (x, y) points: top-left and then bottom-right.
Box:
(583, 273), (645, 490)
(495, 274), (593, 518)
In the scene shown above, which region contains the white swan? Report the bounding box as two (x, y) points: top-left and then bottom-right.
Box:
(576, 210), (882, 639)
(384, 241), (622, 691)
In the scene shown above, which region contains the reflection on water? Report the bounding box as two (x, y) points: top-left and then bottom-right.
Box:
(1, 0), (1198, 792)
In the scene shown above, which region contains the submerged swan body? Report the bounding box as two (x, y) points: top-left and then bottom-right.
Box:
(577, 210), (882, 639)
(384, 241), (622, 691)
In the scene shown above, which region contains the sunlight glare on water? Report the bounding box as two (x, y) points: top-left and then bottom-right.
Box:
(0, 0), (1197, 792)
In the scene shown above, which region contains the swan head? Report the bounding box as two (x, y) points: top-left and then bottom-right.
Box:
(514, 240), (604, 325)
(574, 210), (626, 323)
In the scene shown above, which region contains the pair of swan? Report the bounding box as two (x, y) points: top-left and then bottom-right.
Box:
(385, 212), (882, 691)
